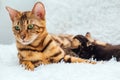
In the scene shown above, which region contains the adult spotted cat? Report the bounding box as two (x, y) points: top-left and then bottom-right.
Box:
(6, 2), (96, 71)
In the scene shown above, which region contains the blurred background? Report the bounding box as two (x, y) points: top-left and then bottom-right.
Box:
(0, 0), (120, 44)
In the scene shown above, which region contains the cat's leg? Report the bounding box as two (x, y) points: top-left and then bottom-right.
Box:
(18, 53), (35, 71)
(18, 52), (42, 68)
(63, 55), (96, 64)
(85, 32), (108, 46)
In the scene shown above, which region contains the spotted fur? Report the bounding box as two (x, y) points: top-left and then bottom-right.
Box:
(6, 2), (96, 71)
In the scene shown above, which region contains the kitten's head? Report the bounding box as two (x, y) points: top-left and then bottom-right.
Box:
(6, 2), (47, 45)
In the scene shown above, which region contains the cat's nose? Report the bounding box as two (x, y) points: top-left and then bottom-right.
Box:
(21, 35), (26, 40)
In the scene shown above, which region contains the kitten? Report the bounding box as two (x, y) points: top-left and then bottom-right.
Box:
(72, 32), (120, 61)
(6, 2), (96, 71)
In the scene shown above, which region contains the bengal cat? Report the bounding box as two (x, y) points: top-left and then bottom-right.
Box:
(6, 2), (96, 71)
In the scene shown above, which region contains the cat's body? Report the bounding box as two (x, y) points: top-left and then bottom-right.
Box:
(6, 2), (96, 71)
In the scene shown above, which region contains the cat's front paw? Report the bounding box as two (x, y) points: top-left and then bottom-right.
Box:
(21, 61), (35, 71)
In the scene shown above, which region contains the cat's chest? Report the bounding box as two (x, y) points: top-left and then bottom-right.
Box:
(19, 51), (34, 58)
(17, 44), (44, 59)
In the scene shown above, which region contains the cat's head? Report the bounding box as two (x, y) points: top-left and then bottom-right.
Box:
(6, 2), (47, 45)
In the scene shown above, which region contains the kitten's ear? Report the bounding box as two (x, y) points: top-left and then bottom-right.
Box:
(6, 6), (20, 22)
(32, 2), (45, 20)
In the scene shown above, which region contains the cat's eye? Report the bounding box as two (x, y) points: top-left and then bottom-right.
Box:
(27, 24), (34, 29)
(15, 26), (20, 31)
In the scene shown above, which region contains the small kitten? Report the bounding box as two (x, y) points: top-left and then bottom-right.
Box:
(72, 32), (120, 61)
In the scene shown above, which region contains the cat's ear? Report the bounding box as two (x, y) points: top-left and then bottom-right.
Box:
(32, 2), (45, 20)
(6, 6), (20, 22)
